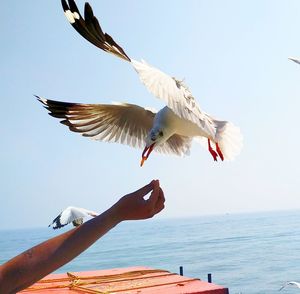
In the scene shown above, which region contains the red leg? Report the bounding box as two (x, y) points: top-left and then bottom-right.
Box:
(216, 143), (224, 161)
(208, 139), (218, 161)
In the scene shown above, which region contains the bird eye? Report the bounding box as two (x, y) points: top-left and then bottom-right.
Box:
(159, 131), (163, 137)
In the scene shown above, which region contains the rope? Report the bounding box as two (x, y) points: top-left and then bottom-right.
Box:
(36, 269), (168, 283)
(70, 278), (200, 293)
(21, 269), (176, 292)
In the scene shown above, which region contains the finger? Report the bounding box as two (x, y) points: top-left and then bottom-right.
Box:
(134, 180), (156, 197)
(155, 189), (165, 211)
(153, 188), (165, 209)
(154, 203), (165, 215)
(148, 180), (160, 205)
(158, 187), (165, 204)
(156, 192), (165, 208)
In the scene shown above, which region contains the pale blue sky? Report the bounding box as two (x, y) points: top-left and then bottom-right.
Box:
(1, 1), (300, 229)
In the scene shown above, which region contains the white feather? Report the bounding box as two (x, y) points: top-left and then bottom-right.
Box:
(46, 1), (244, 163)
(279, 281), (300, 291)
(49, 206), (99, 229)
(131, 59), (216, 139)
(64, 10), (76, 24)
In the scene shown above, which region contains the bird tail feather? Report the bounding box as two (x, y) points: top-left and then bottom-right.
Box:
(213, 119), (243, 160)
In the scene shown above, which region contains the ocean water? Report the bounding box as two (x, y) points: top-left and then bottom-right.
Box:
(1, 210), (300, 294)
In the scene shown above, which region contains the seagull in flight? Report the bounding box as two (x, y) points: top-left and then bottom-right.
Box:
(49, 206), (99, 229)
(38, 0), (242, 166)
(289, 57), (300, 65)
(279, 281), (300, 291)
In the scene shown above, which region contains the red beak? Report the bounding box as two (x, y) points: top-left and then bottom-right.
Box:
(140, 143), (155, 167)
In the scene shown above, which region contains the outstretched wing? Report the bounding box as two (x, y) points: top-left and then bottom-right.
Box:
(82, 208), (99, 217)
(60, 1), (216, 139)
(37, 96), (155, 149)
(289, 57), (300, 65)
(131, 60), (216, 139)
(279, 281), (300, 291)
(49, 214), (65, 229)
(61, 0), (130, 61)
(38, 96), (192, 156)
(49, 206), (98, 229)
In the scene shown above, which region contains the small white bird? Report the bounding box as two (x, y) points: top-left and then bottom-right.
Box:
(279, 281), (300, 291)
(38, 0), (242, 166)
(49, 206), (99, 229)
(288, 57), (300, 65)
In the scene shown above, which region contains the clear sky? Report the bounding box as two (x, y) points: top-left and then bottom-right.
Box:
(1, 1), (300, 229)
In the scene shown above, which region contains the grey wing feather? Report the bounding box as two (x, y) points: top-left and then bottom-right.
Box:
(131, 60), (217, 139)
(37, 96), (155, 150)
(156, 134), (192, 157)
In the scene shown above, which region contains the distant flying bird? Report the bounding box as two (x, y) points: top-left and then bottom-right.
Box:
(49, 206), (99, 229)
(38, 0), (242, 166)
(288, 57), (300, 65)
(279, 281), (300, 291)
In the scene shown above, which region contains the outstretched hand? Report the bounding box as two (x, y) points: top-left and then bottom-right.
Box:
(111, 180), (165, 221)
(0, 180), (165, 293)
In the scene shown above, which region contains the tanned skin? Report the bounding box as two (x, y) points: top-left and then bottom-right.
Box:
(0, 180), (165, 294)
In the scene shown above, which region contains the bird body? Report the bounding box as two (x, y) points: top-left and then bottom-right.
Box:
(153, 106), (211, 141)
(280, 281), (300, 291)
(38, 0), (243, 165)
(49, 206), (99, 229)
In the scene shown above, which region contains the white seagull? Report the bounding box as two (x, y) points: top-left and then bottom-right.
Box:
(49, 206), (99, 229)
(279, 281), (300, 291)
(38, 0), (242, 166)
(288, 57), (300, 65)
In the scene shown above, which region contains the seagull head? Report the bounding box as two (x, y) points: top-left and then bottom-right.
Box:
(72, 218), (83, 227)
(140, 127), (167, 167)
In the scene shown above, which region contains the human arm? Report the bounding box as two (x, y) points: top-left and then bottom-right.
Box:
(0, 180), (165, 294)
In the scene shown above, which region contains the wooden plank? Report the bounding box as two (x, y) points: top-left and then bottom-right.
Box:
(20, 266), (229, 294)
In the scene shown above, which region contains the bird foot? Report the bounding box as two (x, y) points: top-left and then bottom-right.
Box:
(216, 143), (224, 161)
(208, 139), (218, 161)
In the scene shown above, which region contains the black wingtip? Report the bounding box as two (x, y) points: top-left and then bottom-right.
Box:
(35, 95), (43, 103)
(68, 0), (80, 14)
(35, 95), (48, 106)
(84, 2), (93, 14)
(61, 0), (69, 11)
(61, 0), (131, 62)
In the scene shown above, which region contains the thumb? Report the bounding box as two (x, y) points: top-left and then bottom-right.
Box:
(148, 180), (160, 204)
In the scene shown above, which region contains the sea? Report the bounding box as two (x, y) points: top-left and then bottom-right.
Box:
(1, 210), (300, 294)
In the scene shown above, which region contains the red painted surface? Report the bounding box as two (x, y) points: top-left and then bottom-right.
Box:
(20, 266), (229, 294)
